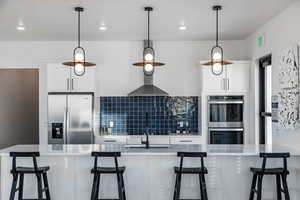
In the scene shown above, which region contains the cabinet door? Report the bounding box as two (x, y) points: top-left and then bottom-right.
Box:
(71, 67), (96, 92)
(201, 64), (226, 93)
(47, 63), (70, 92)
(227, 62), (250, 92)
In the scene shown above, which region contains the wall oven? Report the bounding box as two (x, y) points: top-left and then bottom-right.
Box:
(209, 128), (244, 144)
(208, 96), (244, 144)
(208, 96), (244, 128)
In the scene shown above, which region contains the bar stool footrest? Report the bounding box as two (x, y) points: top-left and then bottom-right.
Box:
(99, 199), (123, 200)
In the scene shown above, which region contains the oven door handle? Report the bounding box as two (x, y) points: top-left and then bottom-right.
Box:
(208, 100), (244, 104)
(209, 128), (244, 132)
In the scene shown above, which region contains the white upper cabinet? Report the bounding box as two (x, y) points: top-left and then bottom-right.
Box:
(200, 61), (250, 93)
(47, 63), (95, 92)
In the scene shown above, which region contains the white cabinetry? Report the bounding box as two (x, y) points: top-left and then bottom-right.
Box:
(47, 63), (95, 92)
(201, 61), (250, 93)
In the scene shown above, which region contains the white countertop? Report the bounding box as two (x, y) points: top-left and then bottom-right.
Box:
(0, 144), (299, 156)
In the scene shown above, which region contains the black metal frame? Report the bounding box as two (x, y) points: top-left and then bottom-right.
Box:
(143, 7), (155, 76)
(73, 7), (86, 76)
(173, 152), (208, 200)
(9, 152), (51, 200)
(249, 152), (290, 200)
(90, 152), (126, 200)
(211, 5), (224, 76)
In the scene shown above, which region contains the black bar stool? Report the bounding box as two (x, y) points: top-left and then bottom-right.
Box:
(173, 152), (208, 200)
(249, 152), (290, 200)
(90, 152), (126, 200)
(9, 152), (51, 200)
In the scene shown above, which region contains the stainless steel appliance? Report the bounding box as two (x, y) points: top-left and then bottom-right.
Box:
(48, 92), (94, 144)
(208, 96), (244, 144)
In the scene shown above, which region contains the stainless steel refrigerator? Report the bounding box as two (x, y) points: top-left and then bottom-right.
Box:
(48, 93), (94, 144)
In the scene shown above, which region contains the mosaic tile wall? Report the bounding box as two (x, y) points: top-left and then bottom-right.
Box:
(100, 96), (199, 135)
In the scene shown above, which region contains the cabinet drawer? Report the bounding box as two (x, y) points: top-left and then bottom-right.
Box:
(170, 137), (201, 144)
(95, 136), (126, 144)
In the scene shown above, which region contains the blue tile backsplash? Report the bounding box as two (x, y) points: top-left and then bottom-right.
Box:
(100, 96), (199, 135)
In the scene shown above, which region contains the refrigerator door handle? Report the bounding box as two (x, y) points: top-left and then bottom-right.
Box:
(63, 107), (68, 144)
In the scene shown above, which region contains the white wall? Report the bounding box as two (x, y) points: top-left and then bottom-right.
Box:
(0, 40), (248, 144)
(247, 1), (300, 148)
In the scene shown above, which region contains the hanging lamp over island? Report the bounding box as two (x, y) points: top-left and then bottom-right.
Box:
(203, 5), (233, 76)
(63, 7), (95, 76)
(133, 6), (165, 76)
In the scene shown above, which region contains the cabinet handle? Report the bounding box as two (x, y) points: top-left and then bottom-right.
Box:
(67, 78), (70, 91)
(227, 79), (229, 91)
(179, 140), (192, 143)
(104, 140), (117, 143)
(71, 79), (74, 91)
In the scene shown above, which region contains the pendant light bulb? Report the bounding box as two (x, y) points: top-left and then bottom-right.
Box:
(75, 52), (84, 62)
(144, 63), (154, 73)
(74, 63), (84, 75)
(212, 63), (222, 75)
(213, 52), (222, 61)
(144, 53), (154, 61)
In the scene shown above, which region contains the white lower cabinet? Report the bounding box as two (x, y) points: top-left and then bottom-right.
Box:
(47, 63), (95, 92)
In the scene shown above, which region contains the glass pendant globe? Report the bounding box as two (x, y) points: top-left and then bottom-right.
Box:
(144, 63), (154, 72)
(144, 53), (154, 61)
(75, 52), (84, 62)
(212, 63), (222, 74)
(213, 52), (222, 61)
(75, 63), (84, 75)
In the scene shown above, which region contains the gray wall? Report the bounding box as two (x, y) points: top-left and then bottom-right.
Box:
(0, 69), (39, 149)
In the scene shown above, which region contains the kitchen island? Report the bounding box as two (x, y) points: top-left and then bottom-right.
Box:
(1, 144), (300, 200)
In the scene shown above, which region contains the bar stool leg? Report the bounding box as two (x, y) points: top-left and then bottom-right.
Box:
(36, 174), (43, 200)
(116, 173), (124, 200)
(18, 173), (24, 200)
(10, 173), (19, 200)
(91, 174), (98, 200)
(249, 174), (257, 200)
(121, 174), (126, 200)
(199, 174), (204, 200)
(200, 174), (208, 200)
(276, 174), (282, 200)
(176, 173), (182, 200)
(173, 173), (179, 200)
(42, 173), (51, 200)
(256, 175), (263, 200)
(95, 173), (101, 200)
(281, 174), (290, 200)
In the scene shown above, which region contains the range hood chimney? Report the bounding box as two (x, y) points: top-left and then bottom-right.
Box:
(128, 41), (168, 96)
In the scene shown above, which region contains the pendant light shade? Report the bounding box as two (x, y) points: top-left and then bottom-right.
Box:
(203, 5), (233, 76)
(133, 7), (165, 76)
(62, 7), (95, 76)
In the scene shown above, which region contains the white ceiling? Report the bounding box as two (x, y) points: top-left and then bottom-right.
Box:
(0, 0), (297, 41)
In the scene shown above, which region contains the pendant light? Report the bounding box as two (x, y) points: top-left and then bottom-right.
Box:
(203, 5), (232, 76)
(133, 7), (165, 76)
(63, 7), (95, 76)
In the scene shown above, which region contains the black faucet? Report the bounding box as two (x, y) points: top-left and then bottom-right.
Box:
(141, 112), (150, 149)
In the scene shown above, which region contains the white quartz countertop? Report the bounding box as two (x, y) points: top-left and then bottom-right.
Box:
(0, 144), (299, 156)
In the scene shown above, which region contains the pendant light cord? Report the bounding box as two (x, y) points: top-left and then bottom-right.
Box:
(78, 10), (81, 47)
(147, 10), (150, 46)
(216, 8), (219, 46)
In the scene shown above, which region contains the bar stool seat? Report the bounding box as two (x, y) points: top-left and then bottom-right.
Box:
(12, 166), (50, 174)
(91, 166), (126, 174)
(174, 167), (208, 174)
(250, 167), (289, 175)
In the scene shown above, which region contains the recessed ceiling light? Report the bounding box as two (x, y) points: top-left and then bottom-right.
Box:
(99, 24), (107, 31)
(17, 26), (25, 31)
(179, 25), (187, 31)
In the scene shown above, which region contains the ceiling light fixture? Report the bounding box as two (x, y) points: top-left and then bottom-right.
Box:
(62, 7), (95, 76)
(133, 7), (165, 76)
(99, 24), (107, 31)
(17, 21), (25, 31)
(203, 5), (233, 76)
(179, 24), (187, 31)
